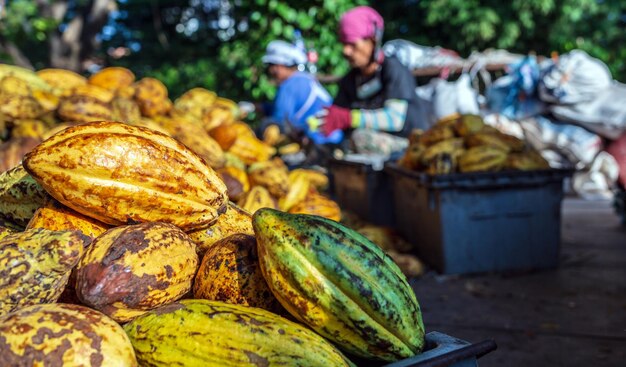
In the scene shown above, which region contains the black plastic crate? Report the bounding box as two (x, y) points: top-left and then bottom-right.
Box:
(385, 163), (574, 274)
(328, 157), (395, 226)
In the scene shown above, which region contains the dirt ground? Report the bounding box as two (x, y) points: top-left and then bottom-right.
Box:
(410, 198), (626, 367)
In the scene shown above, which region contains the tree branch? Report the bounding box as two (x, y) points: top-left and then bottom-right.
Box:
(0, 35), (34, 69)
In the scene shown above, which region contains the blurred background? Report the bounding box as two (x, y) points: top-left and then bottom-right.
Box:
(2, 0), (625, 101)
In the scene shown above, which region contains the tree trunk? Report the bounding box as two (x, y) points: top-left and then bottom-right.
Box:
(44, 0), (116, 72)
(0, 36), (35, 70)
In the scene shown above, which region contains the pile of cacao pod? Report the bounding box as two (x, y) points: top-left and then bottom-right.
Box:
(0, 69), (426, 364)
(0, 64), (338, 222)
(398, 113), (550, 175)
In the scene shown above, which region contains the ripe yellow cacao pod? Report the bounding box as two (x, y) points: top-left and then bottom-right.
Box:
(124, 299), (354, 367)
(0, 303), (137, 366)
(57, 96), (113, 122)
(187, 202), (254, 256)
(288, 192), (342, 222)
(75, 222), (199, 323)
(0, 95), (44, 120)
(237, 185), (278, 214)
(10, 119), (47, 140)
(0, 228), (89, 316)
(193, 234), (282, 312)
(418, 124), (455, 146)
(288, 168), (329, 190)
(465, 132), (512, 152)
(454, 114), (485, 136)
(458, 146), (508, 173)
(89, 66), (136, 91)
(111, 96), (142, 123)
(174, 87), (217, 119)
(23, 121), (228, 230)
(248, 158), (289, 198)
(26, 198), (111, 239)
(133, 77), (172, 117)
(36, 68), (87, 95)
(163, 116), (226, 169)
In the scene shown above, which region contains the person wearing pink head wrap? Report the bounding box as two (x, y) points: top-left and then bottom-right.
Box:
(308, 6), (424, 155)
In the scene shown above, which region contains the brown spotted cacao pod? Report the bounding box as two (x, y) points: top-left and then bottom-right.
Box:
(75, 222), (199, 323)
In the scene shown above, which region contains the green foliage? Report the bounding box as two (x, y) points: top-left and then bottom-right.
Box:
(217, 0), (366, 101)
(377, 0), (626, 80)
(4, 0), (626, 99)
(0, 0), (57, 66)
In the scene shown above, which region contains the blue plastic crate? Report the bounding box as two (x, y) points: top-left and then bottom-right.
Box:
(385, 163), (574, 274)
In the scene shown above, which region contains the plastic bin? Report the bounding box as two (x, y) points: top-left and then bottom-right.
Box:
(385, 163), (574, 274)
(365, 331), (496, 367)
(328, 156), (395, 226)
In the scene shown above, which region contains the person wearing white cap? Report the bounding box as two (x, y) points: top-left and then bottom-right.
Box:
(261, 40), (341, 145)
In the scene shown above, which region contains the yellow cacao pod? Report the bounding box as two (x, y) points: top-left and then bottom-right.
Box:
(465, 132), (512, 152)
(26, 198), (111, 239)
(0, 226), (13, 241)
(0, 95), (44, 120)
(124, 299), (353, 367)
(279, 172), (311, 211)
(288, 168), (329, 190)
(10, 119), (47, 140)
(57, 96), (113, 122)
(237, 185), (278, 214)
(458, 146), (508, 173)
(454, 114), (485, 137)
(75, 222), (199, 323)
(174, 87), (217, 119)
(111, 96), (142, 123)
(0, 164), (48, 230)
(71, 84), (115, 104)
(0, 75), (31, 96)
(37, 68), (87, 95)
(193, 233), (282, 312)
(187, 202), (254, 256)
(167, 117), (226, 169)
(288, 192), (342, 222)
(0, 228), (89, 316)
(505, 150), (550, 171)
(23, 121), (228, 231)
(31, 89), (60, 112)
(248, 158), (290, 198)
(418, 125), (455, 146)
(89, 66), (136, 91)
(133, 77), (172, 117)
(0, 303), (137, 366)
(0, 64), (51, 92)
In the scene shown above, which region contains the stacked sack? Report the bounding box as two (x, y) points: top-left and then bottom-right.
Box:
(0, 120), (425, 366)
(398, 113), (550, 174)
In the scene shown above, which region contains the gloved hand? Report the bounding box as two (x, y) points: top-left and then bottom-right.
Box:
(308, 105), (354, 136)
(321, 105), (352, 136)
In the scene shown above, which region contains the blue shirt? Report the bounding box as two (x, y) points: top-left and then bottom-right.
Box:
(272, 72), (342, 144)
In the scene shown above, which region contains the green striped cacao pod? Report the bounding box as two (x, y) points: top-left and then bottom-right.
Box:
(252, 208), (425, 361)
(124, 299), (354, 367)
